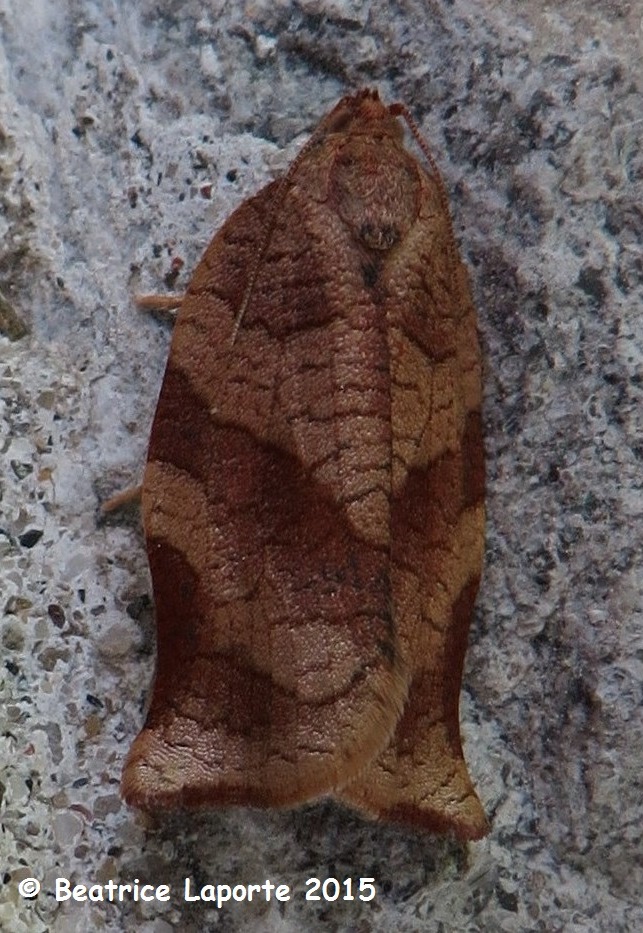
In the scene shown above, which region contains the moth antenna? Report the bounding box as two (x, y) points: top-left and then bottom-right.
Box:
(391, 103), (461, 278)
(229, 196), (279, 345)
(230, 114), (334, 345)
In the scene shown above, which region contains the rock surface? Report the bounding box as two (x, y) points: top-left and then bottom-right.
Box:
(1, 2), (641, 931)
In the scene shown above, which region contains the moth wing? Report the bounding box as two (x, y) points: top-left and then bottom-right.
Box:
(121, 178), (409, 810)
(336, 242), (488, 839)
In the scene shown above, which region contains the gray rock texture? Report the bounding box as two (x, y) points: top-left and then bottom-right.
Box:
(1, 1), (641, 931)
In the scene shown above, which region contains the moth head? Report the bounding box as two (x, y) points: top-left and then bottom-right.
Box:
(319, 88), (405, 144)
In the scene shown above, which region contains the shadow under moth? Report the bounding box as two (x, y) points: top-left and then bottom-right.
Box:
(121, 88), (488, 841)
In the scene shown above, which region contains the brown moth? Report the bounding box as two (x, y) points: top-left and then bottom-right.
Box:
(121, 88), (488, 840)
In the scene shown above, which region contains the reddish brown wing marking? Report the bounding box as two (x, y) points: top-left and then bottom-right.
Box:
(337, 254), (487, 839)
(121, 89), (487, 838)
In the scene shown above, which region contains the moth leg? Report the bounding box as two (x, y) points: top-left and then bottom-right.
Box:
(101, 484), (143, 514)
(136, 294), (184, 320)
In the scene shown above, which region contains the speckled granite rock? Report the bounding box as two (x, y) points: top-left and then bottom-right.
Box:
(1, 2), (641, 931)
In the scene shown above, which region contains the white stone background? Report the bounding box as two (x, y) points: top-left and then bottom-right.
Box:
(1, 1), (641, 931)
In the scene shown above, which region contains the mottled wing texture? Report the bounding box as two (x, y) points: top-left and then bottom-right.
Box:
(121, 90), (487, 840)
(337, 257), (487, 840)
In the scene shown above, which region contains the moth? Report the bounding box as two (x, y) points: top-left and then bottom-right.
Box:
(121, 88), (488, 840)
